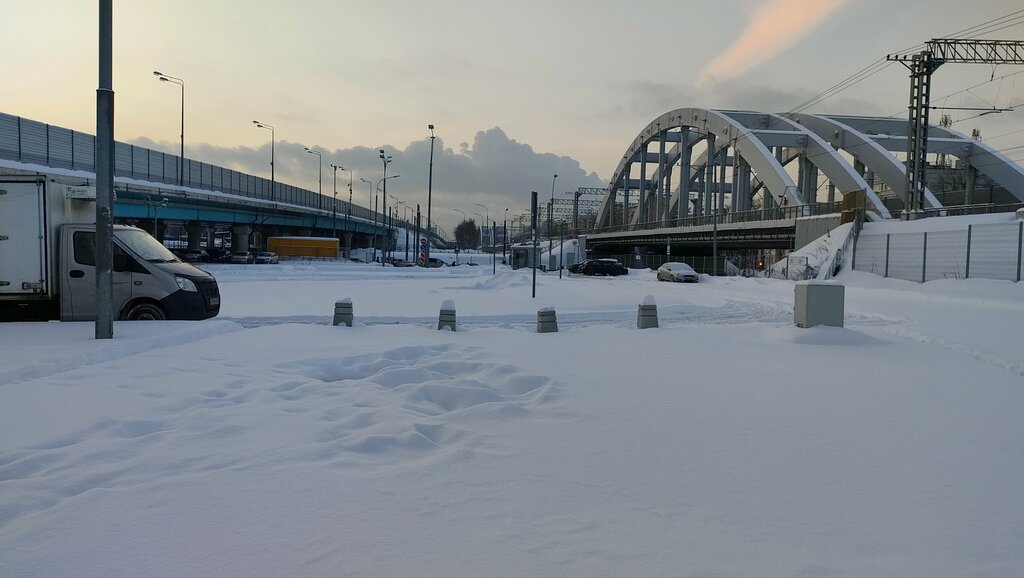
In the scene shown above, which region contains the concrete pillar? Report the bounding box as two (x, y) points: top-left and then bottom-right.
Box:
(639, 150), (647, 224)
(333, 299), (353, 327)
(827, 182), (836, 204)
(186, 221), (202, 250)
(718, 147), (728, 214)
(679, 129), (691, 219)
(205, 225), (215, 249)
(537, 308), (558, 333)
(656, 131), (665, 221)
(965, 164), (977, 205)
(231, 225), (252, 253)
(622, 163), (630, 227)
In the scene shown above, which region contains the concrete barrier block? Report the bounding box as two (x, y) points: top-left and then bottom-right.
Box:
(438, 309), (457, 331)
(333, 298), (353, 327)
(637, 304), (659, 329)
(537, 308), (558, 333)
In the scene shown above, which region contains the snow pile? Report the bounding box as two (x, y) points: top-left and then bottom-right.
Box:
(2, 262), (1023, 576)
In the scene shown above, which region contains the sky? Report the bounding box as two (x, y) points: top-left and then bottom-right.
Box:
(4, 0), (1024, 232)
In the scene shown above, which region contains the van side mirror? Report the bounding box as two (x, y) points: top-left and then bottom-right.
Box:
(113, 253), (129, 272)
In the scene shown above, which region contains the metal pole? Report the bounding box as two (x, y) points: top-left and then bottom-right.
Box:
(331, 164), (338, 242)
(559, 222), (564, 279)
(492, 221), (496, 274)
(95, 0), (114, 339)
(549, 174), (557, 268)
(531, 191), (538, 298)
(426, 124), (435, 266)
(179, 81), (184, 186)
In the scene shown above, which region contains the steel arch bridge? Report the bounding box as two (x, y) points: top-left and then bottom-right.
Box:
(595, 108), (1024, 229)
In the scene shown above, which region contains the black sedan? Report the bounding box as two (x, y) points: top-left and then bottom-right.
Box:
(568, 258), (628, 276)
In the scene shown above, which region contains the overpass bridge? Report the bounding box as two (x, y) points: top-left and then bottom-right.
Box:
(0, 112), (449, 255)
(584, 108), (1024, 258)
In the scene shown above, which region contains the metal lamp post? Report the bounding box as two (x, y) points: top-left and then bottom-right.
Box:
(376, 175), (399, 266)
(379, 150), (393, 267)
(304, 147), (323, 212)
(473, 212), (485, 249)
(253, 120), (275, 200)
(549, 174), (558, 271)
(153, 70), (184, 186)
(474, 203), (489, 248)
(330, 163), (342, 245)
(426, 124), (436, 266)
(148, 196), (169, 241)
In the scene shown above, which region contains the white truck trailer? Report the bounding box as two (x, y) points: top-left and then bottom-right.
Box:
(0, 176), (220, 321)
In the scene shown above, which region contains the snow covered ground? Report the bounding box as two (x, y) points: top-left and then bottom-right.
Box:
(2, 261), (1023, 577)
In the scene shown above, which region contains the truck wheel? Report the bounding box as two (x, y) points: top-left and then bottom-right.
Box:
(124, 302), (166, 320)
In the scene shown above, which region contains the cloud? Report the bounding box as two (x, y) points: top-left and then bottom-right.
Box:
(698, 0), (847, 86)
(129, 128), (606, 230)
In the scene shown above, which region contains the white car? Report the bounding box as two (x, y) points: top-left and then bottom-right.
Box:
(255, 251), (279, 264)
(657, 262), (699, 283)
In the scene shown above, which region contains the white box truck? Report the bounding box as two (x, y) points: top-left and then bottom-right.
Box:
(0, 176), (220, 322)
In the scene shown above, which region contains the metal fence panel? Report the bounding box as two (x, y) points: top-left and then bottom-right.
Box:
(854, 234), (888, 276)
(19, 118), (48, 165)
(72, 131), (95, 171)
(114, 141), (132, 177)
(48, 126), (74, 169)
(969, 223), (1020, 281)
(925, 229), (968, 281)
(0, 113), (19, 158)
(887, 232), (925, 282)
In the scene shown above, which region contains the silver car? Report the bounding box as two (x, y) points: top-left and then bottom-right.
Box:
(255, 251), (279, 264)
(657, 261), (699, 282)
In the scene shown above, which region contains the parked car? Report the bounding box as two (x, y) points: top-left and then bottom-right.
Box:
(255, 251), (279, 264)
(183, 249), (210, 263)
(569, 258), (628, 276)
(425, 257), (447, 268)
(230, 251), (255, 264)
(657, 261), (700, 283)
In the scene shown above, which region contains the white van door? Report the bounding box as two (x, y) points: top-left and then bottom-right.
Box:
(62, 230), (133, 321)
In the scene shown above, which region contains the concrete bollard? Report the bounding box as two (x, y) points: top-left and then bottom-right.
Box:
(637, 295), (658, 329)
(537, 307), (558, 333)
(438, 299), (457, 331)
(333, 298), (353, 327)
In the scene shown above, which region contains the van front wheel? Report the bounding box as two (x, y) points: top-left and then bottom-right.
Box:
(124, 302), (166, 321)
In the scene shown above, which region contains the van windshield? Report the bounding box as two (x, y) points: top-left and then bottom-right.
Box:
(115, 229), (179, 263)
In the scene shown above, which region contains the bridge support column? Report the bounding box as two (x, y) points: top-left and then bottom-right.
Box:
(656, 131), (666, 222)
(205, 225), (216, 249)
(186, 221), (202, 250)
(965, 164), (977, 205)
(827, 182), (836, 204)
(231, 225), (252, 253)
(639, 150), (648, 225)
(718, 147), (728, 214)
(623, 163), (631, 227)
(679, 129), (691, 220)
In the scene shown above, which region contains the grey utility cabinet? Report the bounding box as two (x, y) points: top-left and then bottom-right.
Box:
(794, 281), (845, 328)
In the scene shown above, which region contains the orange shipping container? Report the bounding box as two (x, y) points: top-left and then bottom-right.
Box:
(266, 237), (339, 259)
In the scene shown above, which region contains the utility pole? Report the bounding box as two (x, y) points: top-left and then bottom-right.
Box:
(886, 38), (1024, 217)
(95, 0), (114, 339)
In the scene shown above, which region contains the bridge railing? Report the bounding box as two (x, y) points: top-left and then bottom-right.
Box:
(588, 202), (843, 235)
(0, 112), (431, 238)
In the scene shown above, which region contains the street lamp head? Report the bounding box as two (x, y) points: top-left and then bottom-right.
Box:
(152, 70), (163, 76)
(159, 77), (169, 82)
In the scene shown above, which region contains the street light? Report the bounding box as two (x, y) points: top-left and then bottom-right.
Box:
(329, 163), (344, 245)
(153, 70), (184, 186)
(474, 203), (489, 247)
(549, 174), (558, 270)
(333, 165), (353, 257)
(426, 124), (436, 265)
(376, 174), (399, 266)
(147, 196), (169, 241)
(473, 212), (485, 249)
(304, 147), (323, 212)
(252, 120), (275, 201)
